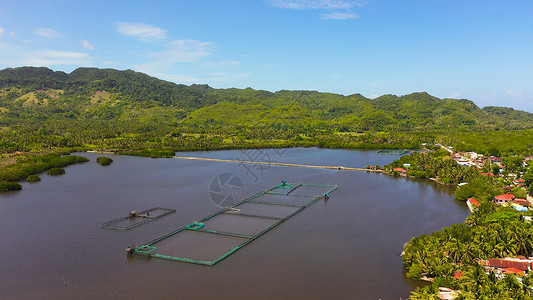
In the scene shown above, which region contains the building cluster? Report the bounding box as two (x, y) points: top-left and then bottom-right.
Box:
(449, 147), (532, 212)
(468, 193), (530, 212)
(478, 257), (533, 277)
(434, 146), (533, 299)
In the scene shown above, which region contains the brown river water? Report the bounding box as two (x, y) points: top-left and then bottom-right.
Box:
(0, 148), (469, 299)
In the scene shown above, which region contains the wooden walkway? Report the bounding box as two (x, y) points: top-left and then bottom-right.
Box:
(173, 156), (382, 172)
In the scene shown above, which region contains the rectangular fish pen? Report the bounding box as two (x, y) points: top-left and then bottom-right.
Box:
(129, 182), (337, 266)
(102, 207), (176, 230)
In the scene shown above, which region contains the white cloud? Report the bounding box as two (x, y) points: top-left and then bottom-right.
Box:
(321, 12), (358, 19)
(0, 27), (4, 37)
(34, 27), (64, 38)
(270, 0), (363, 9)
(116, 22), (167, 41)
(25, 50), (91, 66)
(150, 39), (214, 63)
(133, 39), (215, 84)
(506, 89), (524, 98)
(450, 92), (460, 98)
(80, 39), (94, 50)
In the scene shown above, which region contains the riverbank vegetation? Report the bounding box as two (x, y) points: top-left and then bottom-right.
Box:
(26, 175), (41, 182)
(0, 181), (22, 191)
(404, 204), (533, 299)
(396, 149), (533, 298)
(0, 153), (89, 186)
(384, 149), (481, 184)
(47, 168), (65, 175)
(96, 157), (113, 166)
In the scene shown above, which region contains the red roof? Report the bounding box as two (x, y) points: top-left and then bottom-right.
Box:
(468, 198), (480, 207)
(494, 194), (515, 201)
(488, 258), (530, 271)
(393, 168), (404, 172)
(513, 199), (530, 207)
(481, 172), (496, 177)
(454, 271), (463, 278)
(502, 267), (525, 276)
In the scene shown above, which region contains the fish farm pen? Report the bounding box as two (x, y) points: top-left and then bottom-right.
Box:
(376, 150), (410, 155)
(128, 182), (337, 266)
(101, 207), (176, 230)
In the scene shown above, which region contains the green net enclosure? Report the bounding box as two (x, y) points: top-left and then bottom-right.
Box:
(129, 182), (337, 266)
(101, 207), (176, 230)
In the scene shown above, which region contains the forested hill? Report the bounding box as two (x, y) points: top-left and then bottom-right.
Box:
(1, 66), (533, 131)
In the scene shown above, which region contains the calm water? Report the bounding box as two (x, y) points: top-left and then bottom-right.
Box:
(0, 148), (469, 299)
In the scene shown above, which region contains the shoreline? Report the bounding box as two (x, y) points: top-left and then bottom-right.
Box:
(172, 155), (384, 172)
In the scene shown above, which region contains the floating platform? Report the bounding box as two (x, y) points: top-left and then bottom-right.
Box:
(376, 149), (410, 155)
(101, 207), (176, 230)
(128, 183), (337, 266)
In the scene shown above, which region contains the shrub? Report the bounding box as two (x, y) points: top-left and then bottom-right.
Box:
(0, 181), (22, 192)
(96, 157), (113, 166)
(26, 175), (41, 182)
(47, 168), (65, 175)
(410, 170), (427, 178)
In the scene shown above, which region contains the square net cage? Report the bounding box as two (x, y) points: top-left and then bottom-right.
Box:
(129, 183), (337, 266)
(101, 207), (176, 230)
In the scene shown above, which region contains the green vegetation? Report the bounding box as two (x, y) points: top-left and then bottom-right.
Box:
(116, 149), (175, 158)
(0, 181), (22, 191)
(0, 67), (532, 157)
(384, 150), (480, 185)
(404, 205), (533, 299)
(0, 154), (88, 191)
(26, 175), (41, 182)
(96, 156), (113, 165)
(442, 130), (533, 156)
(47, 168), (65, 175)
(397, 152), (533, 298)
(0, 154), (88, 181)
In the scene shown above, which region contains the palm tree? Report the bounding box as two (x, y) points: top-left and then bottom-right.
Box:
(461, 243), (478, 264)
(510, 224), (533, 256)
(521, 273), (533, 298)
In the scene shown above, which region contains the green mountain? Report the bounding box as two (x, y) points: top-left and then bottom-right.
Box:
(1, 66), (531, 132)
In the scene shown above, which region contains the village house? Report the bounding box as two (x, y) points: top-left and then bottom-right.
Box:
(513, 178), (526, 186)
(438, 287), (459, 300)
(494, 194), (515, 205)
(512, 199), (530, 207)
(467, 198), (480, 211)
(478, 257), (533, 275)
(480, 172), (496, 177)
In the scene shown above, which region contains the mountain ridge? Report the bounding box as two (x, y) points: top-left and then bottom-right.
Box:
(1, 66), (532, 131)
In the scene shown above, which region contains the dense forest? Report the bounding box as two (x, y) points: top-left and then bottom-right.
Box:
(1, 67), (533, 157)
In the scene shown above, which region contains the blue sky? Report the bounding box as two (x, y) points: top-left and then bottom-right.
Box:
(1, 0), (532, 112)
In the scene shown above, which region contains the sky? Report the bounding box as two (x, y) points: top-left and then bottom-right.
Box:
(0, 0), (532, 112)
